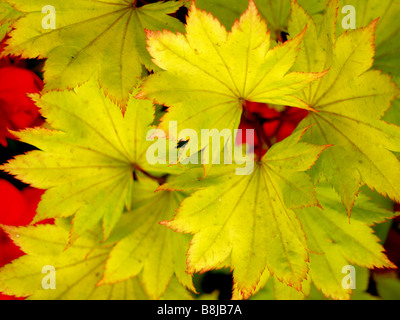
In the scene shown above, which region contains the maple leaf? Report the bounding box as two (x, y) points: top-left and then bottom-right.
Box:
(138, 0), (326, 161)
(99, 173), (194, 299)
(195, 0), (326, 39)
(250, 184), (396, 300)
(160, 128), (328, 299)
(295, 183), (396, 300)
(0, 221), (192, 300)
(288, 0), (400, 213)
(337, 0), (400, 85)
(384, 98), (400, 127)
(0, 80), (180, 241)
(253, 265), (376, 300)
(375, 273), (400, 300)
(337, 0), (400, 129)
(0, 1), (21, 40)
(250, 267), (310, 300)
(2, 0), (184, 107)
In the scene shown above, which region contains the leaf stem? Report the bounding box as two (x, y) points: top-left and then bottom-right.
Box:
(134, 165), (168, 185)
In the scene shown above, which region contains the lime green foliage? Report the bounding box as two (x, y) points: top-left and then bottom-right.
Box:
(0, 81), (192, 299)
(375, 273), (400, 300)
(296, 184), (396, 299)
(384, 98), (400, 127)
(0, 1), (21, 40)
(337, 0), (400, 85)
(0, 221), (192, 300)
(0, 81), (180, 241)
(253, 265), (376, 300)
(196, 0), (326, 37)
(250, 184), (395, 300)
(139, 1), (325, 158)
(161, 129), (328, 299)
(336, 0), (400, 127)
(100, 174), (194, 298)
(251, 270), (308, 300)
(0, 0), (399, 301)
(289, 0), (400, 213)
(2, 0), (184, 107)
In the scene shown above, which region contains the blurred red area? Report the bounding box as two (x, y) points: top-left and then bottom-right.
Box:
(236, 101), (309, 158)
(0, 38), (44, 147)
(0, 179), (52, 300)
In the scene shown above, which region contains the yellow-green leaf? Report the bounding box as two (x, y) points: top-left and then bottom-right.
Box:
(0, 222), (191, 300)
(0, 80), (180, 241)
(162, 129), (327, 299)
(288, 0), (400, 213)
(0, 0), (21, 40)
(296, 183), (396, 300)
(100, 174), (194, 299)
(3, 0), (184, 106)
(139, 0), (325, 161)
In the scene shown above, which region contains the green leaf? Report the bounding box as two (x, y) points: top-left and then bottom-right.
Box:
(337, 0), (400, 84)
(0, 222), (192, 300)
(196, 0), (326, 38)
(253, 265), (376, 300)
(0, 1), (21, 40)
(260, 276), (308, 300)
(138, 0), (325, 162)
(337, 0), (400, 129)
(99, 174), (194, 299)
(250, 181), (393, 301)
(384, 98), (400, 126)
(161, 129), (327, 299)
(295, 183), (396, 300)
(3, 0), (184, 107)
(288, 0), (400, 213)
(375, 273), (400, 300)
(0, 80), (180, 241)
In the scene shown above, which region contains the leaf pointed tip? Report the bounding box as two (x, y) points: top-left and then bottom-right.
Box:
(144, 28), (155, 39)
(369, 17), (380, 30)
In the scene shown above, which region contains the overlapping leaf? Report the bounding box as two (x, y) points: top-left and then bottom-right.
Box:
(160, 129), (328, 299)
(2, 0), (184, 106)
(288, 0), (400, 213)
(375, 273), (400, 300)
(1, 0), (399, 302)
(337, 0), (400, 85)
(139, 0), (325, 160)
(0, 80), (180, 241)
(251, 183), (396, 300)
(196, 0), (326, 38)
(337, 0), (400, 127)
(296, 183), (396, 300)
(0, 0), (21, 40)
(252, 265), (376, 300)
(99, 174), (194, 299)
(0, 221), (192, 300)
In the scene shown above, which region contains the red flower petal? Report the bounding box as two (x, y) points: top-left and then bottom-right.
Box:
(276, 121), (297, 142)
(246, 102), (280, 119)
(0, 66), (43, 146)
(21, 187), (45, 225)
(0, 179), (28, 226)
(263, 120), (280, 138)
(0, 229), (24, 268)
(236, 120), (258, 146)
(284, 107), (309, 126)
